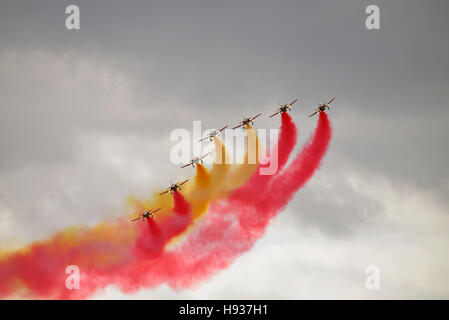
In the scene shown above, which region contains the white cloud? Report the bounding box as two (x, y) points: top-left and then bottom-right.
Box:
(92, 170), (449, 299)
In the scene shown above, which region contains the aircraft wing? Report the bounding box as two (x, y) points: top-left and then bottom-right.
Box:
(200, 152), (211, 160)
(199, 137), (209, 142)
(269, 111), (281, 118)
(179, 179), (189, 186)
(131, 217), (141, 222)
(152, 208), (161, 214)
(232, 123), (243, 129)
(288, 98), (298, 106)
(251, 113), (262, 121)
(219, 125), (228, 132)
(180, 163), (191, 168)
(159, 190), (169, 195)
(308, 110), (319, 117)
(327, 97), (336, 105)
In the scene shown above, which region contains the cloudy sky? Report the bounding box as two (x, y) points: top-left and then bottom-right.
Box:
(1, 0), (448, 299)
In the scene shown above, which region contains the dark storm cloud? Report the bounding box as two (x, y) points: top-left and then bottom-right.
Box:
(2, 0), (447, 186)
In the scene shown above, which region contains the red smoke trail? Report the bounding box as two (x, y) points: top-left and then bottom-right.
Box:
(51, 117), (301, 297)
(0, 113), (330, 299)
(149, 112), (332, 289)
(230, 112), (297, 202)
(263, 112), (298, 174)
(228, 112), (332, 235)
(80, 112), (331, 294)
(0, 192), (192, 299)
(262, 111), (332, 211)
(0, 219), (134, 299)
(134, 191), (191, 258)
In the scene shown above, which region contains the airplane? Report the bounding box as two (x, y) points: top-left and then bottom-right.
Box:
(269, 98), (298, 117)
(199, 126), (228, 142)
(181, 152), (212, 168)
(309, 97), (335, 117)
(159, 179), (189, 195)
(232, 113), (262, 129)
(130, 208), (162, 222)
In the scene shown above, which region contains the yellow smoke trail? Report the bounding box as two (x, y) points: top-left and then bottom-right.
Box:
(43, 130), (260, 256)
(0, 124), (267, 299)
(1, 219), (135, 269)
(185, 163), (211, 219)
(128, 128), (261, 222)
(169, 129), (263, 244)
(223, 125), (261, 191)
(183, 138), (231, 220)
(208, 136), (231, 200)
(127, 137), (231, 222)
(194, 163), (211, 188)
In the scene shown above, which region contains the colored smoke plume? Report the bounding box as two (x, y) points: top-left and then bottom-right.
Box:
(0, 112), (332, 299)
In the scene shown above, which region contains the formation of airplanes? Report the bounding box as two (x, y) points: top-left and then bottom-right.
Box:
(131, 97), (335, 222)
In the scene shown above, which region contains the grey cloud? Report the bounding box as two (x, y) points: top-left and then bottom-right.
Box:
(288, 176), (383, 237)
